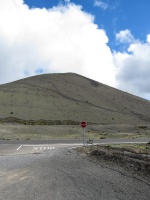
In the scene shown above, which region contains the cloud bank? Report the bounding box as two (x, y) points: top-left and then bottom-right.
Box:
(114, 30), (150, 99)
(0, 0), (116, 86)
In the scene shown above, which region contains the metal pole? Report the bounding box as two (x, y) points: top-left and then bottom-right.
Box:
(83, 128), (85, 146)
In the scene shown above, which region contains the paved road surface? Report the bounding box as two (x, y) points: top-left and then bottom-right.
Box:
(0, 138), (149, 155)
(0, 147), (150, 200)
(0, 139), (150, 200)
(0, 138), (149, 144)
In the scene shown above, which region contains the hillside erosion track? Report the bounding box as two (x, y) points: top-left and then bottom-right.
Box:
(0, 73), (150, 124)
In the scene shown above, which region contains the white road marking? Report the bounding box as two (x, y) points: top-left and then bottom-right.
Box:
(15, 141), (148, 151)
(33, 147), (39, 150)
(16, 145), (22, 151)
(33, 147), (55, 150)
(43, 147), (55, 150)
(68, 141), (149, 149)
(22, 144), (82, 147)
(94, 141), (148, 145)
(68, 146), (81, 150)
(23, 145), (55, 147)
(16, 145), (55, 151)
(21, 145), (55, 151)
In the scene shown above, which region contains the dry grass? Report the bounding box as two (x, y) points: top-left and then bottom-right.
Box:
(107, 143), (150, 154)
(0, 124), (150, 140)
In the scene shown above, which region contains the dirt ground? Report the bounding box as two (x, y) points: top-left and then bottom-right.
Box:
(76, 143), (150, 183)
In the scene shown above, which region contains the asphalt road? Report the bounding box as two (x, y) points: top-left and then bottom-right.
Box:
(0, 139), (150, 200)
(0, 138), (149, 155)
(0, 137), (149, 144)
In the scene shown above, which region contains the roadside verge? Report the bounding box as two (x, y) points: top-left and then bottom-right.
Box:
(76, 143), (150, 180)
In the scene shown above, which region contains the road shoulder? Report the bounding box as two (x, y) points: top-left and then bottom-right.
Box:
(75, 145), (150, 186)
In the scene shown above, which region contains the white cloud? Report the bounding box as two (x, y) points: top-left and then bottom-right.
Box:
(64, 0), (71, 3)
(114, 33), (150, 98)
(147, 34), (150, 43)
(94, 0), (119, 10)
(94, 0), (108, 10)
(116, 29), (135, 44)
(0, 0), (116, 87)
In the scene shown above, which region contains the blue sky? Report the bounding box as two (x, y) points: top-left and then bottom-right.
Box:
(24, 0), (150, 50)
(0, 0), (150, 99)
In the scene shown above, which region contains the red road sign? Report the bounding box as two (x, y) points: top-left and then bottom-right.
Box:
(80, 121), (87, 128)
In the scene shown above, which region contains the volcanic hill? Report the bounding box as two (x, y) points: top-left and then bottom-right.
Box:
(0, 73), (150, 125)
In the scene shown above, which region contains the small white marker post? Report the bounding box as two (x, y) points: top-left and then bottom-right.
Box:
(80, 121), (87, 146)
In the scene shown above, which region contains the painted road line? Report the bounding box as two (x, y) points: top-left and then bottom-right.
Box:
(16, 145), (22, 151)
(69, 141), (149, 149)
(94, 141), (148, 145)
(23, 145), (56, 147)
(22, 144), (82, 147)
(16, 145), (55, 151)
(68, 146), (81, 150)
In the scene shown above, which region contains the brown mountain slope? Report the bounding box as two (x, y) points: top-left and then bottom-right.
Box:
(0, 73), (150, 124)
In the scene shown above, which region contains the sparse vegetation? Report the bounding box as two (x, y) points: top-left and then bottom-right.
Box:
(76, 143), (150, 176)
(0, 123), (150, 140)
(0, 117), (80, 125)
(138, 126), (147, 129)
(99, 136), (106, 139)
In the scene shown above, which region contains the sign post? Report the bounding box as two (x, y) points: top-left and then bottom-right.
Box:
(80, 121), (87, 146)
